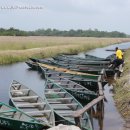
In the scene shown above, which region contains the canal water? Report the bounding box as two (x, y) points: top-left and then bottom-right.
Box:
(0, 42), (130, 130)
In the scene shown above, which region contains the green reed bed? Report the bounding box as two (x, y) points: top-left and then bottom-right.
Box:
(0, 36), (130, 64)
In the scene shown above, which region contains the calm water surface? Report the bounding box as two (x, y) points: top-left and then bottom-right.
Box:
(0, 42), (130, 130)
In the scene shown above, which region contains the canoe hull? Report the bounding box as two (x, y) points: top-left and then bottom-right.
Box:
(0, 116), (43, 130)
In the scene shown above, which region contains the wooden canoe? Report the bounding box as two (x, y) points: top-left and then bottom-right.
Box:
(44, 79), (93, 130)
(85, 54), (111, 61)
(39, 66), (98, 104)
(34, 57), (115, 77)
(30, 58), (107, 75)
(60, 53), (112, 61)
(25, 61), (107, 91)
(38, 63), (100, 80)
(33, 58), (115, 76)
(0, 102), (45, 130)
(29, 58), (110, 69)
(29, 58), (116, 77)
(52, 55), (110, 66)
(9, 80), (55, 128)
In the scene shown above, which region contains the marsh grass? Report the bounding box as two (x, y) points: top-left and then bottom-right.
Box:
(0, 36), (130, 64)
(113, 49), (130, 119)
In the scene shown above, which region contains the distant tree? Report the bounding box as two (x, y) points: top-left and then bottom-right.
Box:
(0, 27), (128, 37)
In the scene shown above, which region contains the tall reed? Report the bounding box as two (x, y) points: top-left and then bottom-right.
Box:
(0, 36), (130, 64)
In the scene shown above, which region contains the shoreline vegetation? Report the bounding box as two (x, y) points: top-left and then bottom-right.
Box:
(0, 36), (130, 64)
(114, 49), (130, 120)
(0, 28), (128, 37)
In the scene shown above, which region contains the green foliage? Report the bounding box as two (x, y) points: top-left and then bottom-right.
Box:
(0, 27), (28, 36)
(30, 28), (128, 38)
(0, 27), (128, 37)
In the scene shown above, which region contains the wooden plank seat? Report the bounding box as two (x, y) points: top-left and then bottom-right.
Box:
(47, 97), (73, 100)
(48, 101), (62, 104)
(56, 83), (73, 86)
(48, 80), (66, 82)
(12, 83), (21, 85)
(12, 96), (38, 100)
(45, 92), (66, 94)
(10, 89), (30, 92)
(60, 113), (74, 117)
(45, 88), (62, 91)
(65, 88), (85, 90)
(26, 110), (51, 114)
(50, 103), (78, 106)
(16, 102), (45, 107)
(54, 107), (72, 110)
(56, 109), (74, 111)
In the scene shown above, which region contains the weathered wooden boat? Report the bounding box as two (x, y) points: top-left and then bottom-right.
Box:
(9, 80), (55, 128)
(40, 66), (98, 104)
(30, 57), (110, 69)
(38, 63), (101, 80)
(44, 79), (93, 130)
(39, 65), (107, 92)
(47, 72), (106, 92)
(59, 54), (111, 62)
(30, 58), (104, 74)
(25, 61), (41, 71)
(52, 55), (110, 66)
(31, 58), (114, 76)
(0, 102), (45, 130)
(53, 60), (115, 77)
(85, 54), (111, 61)
(25, 61), (107, 92)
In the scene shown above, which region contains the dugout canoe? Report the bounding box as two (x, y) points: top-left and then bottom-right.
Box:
(52, 55), (110, 66)
(9, 80), (55, 128)
(32, 58), (114, 76)
(29, 57), (110, 69)
(59, 54), (111, 61)
(40, 66), (98, 104)
(25, 61), (107, 92)
(85, 54), (111, 61)
(0, 102), (46, 130)
(43, 68), (106, 92)
(44, 79), (93, 130)
(38, 63), (100, 80)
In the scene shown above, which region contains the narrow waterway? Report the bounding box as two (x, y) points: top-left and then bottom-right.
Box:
(0, 42), (130, 130)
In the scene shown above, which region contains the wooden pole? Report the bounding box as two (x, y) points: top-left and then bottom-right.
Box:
(73, 96), (104, 118)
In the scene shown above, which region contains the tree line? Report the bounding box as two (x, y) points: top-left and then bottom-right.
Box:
(0, 27), (129, 37)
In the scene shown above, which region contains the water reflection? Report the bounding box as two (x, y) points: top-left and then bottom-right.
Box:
(90, 101), (104, 130)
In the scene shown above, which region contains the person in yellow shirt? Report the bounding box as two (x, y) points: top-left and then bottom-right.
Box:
(109, 47), (124, 68)
(114, 47), (124, 68)
(115, 47), (123, 60)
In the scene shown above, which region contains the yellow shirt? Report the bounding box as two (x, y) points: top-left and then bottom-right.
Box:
(116, 49), (123, 59)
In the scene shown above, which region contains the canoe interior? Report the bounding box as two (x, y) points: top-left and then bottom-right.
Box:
(44, 79), (93, 130)
(10, 80), (55, 127)
(0, 102), (44, 130)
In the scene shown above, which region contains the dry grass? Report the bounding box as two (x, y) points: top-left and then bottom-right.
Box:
(0, 36), (130, 64)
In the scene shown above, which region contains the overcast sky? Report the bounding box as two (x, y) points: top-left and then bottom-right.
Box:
(0, 0), (130, 34)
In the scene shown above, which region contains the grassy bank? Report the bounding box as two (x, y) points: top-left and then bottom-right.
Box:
(0, 36), (130, 64)
(113, 49), (130, 119)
